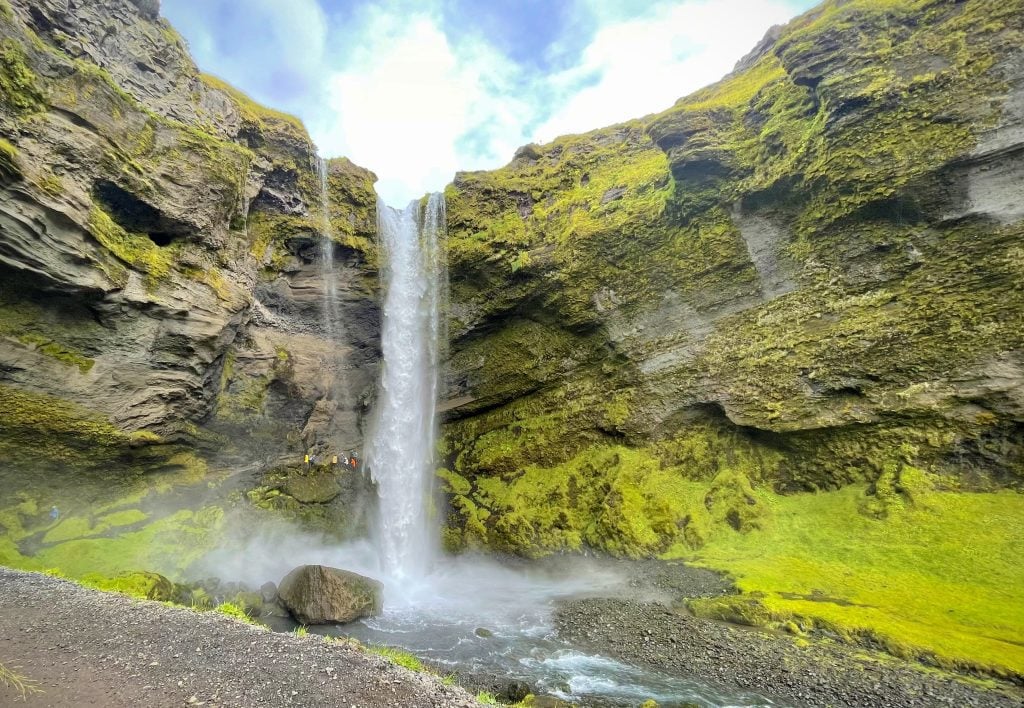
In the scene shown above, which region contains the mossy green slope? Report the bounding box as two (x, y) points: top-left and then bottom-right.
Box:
(441, 0), (1024, 679)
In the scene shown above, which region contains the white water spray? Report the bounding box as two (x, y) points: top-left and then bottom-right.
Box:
(367, 193), (445, 581)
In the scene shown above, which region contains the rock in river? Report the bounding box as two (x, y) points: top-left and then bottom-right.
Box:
(277, 565), (382, 625)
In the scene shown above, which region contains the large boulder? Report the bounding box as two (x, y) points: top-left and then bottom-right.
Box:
(277, 565), (382, 625)
(283, 470), (342, 504)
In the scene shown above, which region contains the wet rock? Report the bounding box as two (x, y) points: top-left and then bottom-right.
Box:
(283, 471), (342, 504)
(474, 627), (493, 638)
(277, 565), (382, 625)
(260, 581), (278, 603)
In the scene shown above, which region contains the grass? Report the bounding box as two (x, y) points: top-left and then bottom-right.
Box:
(679, 486), (1024, 678)
(0, 662), (41, 701)
(216, 602), (256, 625)
(369, 646), (425, 672)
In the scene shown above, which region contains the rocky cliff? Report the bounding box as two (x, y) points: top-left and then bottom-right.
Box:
(0, 0), (380, 500)
(440, 0), (1024, 557)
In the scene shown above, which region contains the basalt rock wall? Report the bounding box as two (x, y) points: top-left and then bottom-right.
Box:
(0, 0), (380, 488)
(439, 0), (1024, 557)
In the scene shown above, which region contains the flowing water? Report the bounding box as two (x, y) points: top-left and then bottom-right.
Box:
(327, 192), (775, 707)
(366, 194), (444, 580)
(317, 158), (343, 346)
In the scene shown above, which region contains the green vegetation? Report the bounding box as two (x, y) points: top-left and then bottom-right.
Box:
(0, 137), (19, 178)
(369, 646), (426, 672)
(87, 204), (178, 287)
(17, 333), (95, 373)
(200, 73), (308, 141)
(0, 38), (45, 113)
(684, 486), (1024, 679)
(79, 570), (174, 601)
(216, 602), (257, 624)
(23, 508), (223, 578)
(443, 423), (1024, 678)
(0, 383), (135, 467)
(248, 211), (315, 272)
(214, 344), (295, 424)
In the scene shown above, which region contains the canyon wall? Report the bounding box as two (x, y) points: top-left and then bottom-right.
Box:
(439, 0), (1024, 556)
(0, 0), (380, 500)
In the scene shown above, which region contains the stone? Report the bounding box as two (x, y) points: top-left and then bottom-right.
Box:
(277, 565), (382, 625)
(259, 581), (278, 603)
(283, 472), (342, 504)
(128, 0), (160, 20)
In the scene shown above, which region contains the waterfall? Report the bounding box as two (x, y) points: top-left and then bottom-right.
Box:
(367, 193), (445, 581)
(317, 158), (341, 344)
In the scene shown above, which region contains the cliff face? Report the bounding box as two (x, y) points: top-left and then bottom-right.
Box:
(440, 0), (1024, 557)
(0, 0), (379, 485)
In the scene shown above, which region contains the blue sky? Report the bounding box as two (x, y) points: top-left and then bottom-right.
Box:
(163, 0), (818, 204)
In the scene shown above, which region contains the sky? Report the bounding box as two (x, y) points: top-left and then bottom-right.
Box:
(162, 0), (819, 205)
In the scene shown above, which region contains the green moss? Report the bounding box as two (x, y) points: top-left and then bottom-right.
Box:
(17, 333), (95, 373)
(678, 486), (1024, 680)
(248, 211), (315, 272)
(0, 383), (129, 460)
(34, 172), (63, 196)
(199, 73), (307, 141)
(0, 137), (20, 179)
(0, 39), (44, 113)
(79, 570), (175, 601)
(29, 507), (223, 578)
(216, 368), (272, 422)
(87, 204), (178, 287)
(445, 440), (734, 558)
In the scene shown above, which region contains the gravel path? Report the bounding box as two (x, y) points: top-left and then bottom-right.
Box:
(556, 598), (1024, 708)
(0, 568), (478, 708)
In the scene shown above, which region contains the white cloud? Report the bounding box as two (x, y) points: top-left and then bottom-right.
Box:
(311, 9), (532, 205)
(294, 0), (806, 204)
(533, 0), (798, 142)
(162, 0), (329, 100)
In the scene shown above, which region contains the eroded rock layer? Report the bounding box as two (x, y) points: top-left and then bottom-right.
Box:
(0, 0), (380, 489)
(439, 0), (1024, 557)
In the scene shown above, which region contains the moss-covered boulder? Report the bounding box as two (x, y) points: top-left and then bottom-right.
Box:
(277, 564), (382, 625)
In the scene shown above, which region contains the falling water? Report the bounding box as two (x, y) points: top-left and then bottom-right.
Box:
(316, 158), (342, 344)
(367, 194), (445, 581)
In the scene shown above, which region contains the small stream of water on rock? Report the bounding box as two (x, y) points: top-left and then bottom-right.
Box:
(317, 158), (343, 350)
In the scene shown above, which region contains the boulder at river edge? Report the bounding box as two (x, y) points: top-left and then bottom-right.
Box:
(277, 565), (382, 625)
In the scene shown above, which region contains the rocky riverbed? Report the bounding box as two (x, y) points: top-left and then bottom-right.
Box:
(556, 598), (1024, 708)
(0, 568), (477, 708)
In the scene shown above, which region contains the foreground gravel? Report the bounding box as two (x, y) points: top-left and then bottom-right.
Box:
(0, 568), (478, 708)
(557, 598), (1024, 708)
